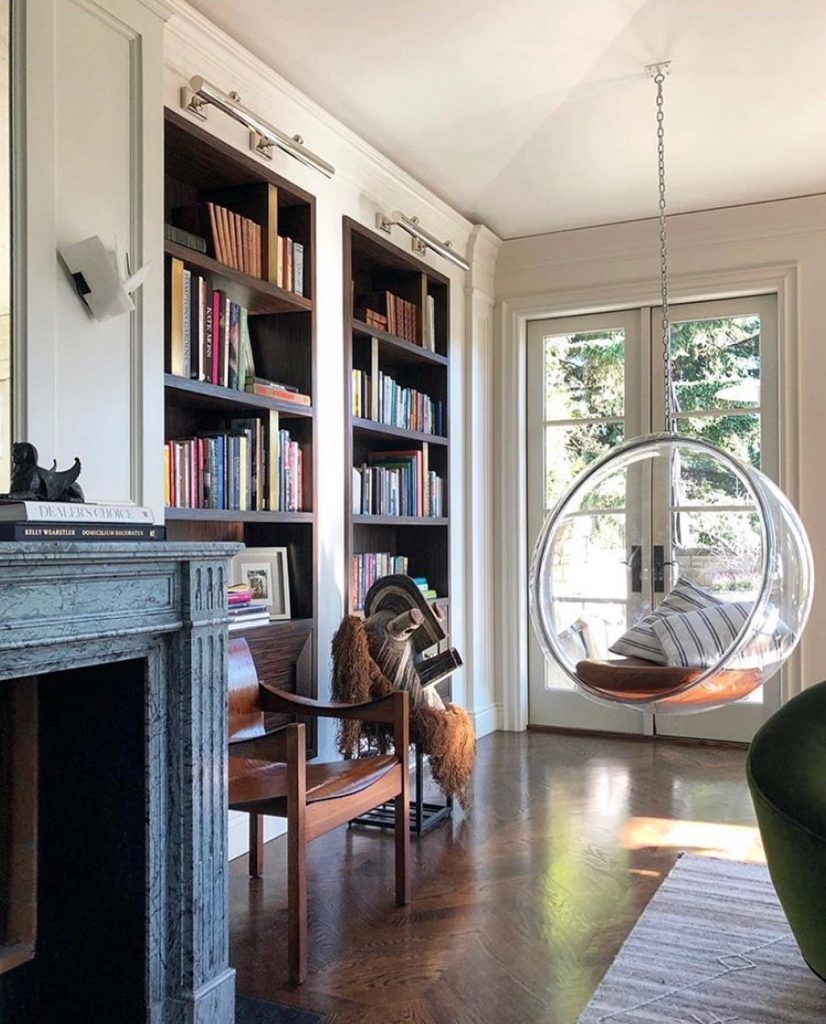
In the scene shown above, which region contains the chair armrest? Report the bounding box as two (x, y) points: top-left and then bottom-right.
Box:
(257, 683), (407, 725)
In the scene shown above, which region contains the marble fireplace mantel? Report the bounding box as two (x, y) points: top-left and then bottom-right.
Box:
(0, 541), (242, 1024)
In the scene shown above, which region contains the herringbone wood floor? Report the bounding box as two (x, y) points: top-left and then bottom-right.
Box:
(229, 729), (755, 1024)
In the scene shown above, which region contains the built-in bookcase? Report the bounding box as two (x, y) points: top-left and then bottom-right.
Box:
(163, 110), (316, 694)
(343, 217), (450, 620)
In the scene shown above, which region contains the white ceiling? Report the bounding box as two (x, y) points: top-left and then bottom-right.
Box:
(188, 0), (826, 239)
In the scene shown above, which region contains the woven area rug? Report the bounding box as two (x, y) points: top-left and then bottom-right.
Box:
(236, 994), (323, 1023)
(577, 855), (826, 1024)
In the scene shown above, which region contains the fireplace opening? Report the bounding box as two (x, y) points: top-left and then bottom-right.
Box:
(1, 659), (147, 1023)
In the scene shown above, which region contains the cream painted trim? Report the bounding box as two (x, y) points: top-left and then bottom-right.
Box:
(165, 0), (474, 240)
(496, 262), (802, 731)
(10, 0), (26, 443)
(470, 702), (502, 740)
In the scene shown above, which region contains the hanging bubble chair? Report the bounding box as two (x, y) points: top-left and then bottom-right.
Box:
(529, 432), (813, 714)
(529, 63), (814, 714)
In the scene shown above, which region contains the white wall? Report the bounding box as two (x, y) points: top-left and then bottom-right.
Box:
(493, 194), (826, 728)
(20, 0), (167, 513)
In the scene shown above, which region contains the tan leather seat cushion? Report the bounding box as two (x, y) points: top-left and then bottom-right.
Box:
(576, 657), (761, 705)
(229, 754), (399, 812)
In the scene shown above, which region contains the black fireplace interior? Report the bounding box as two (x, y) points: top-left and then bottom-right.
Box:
(1, 659), (147, 1023)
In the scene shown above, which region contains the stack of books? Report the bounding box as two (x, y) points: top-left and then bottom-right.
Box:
(167, 258), (256, 388)
(350, 552), (409, 611)
(0, 501), (164, 541)
(353, 449), (444, 518)
(357, 291), (418, 344)
(175, 201), (263, 277)
(164, 416), (304, 513)
(351, 368), (445, 435)
(412, 575), (438, 601)
(246, 376), (311, 407)
(227, 582), (270, 632)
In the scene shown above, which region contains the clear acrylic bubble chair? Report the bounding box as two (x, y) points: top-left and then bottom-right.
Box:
(529, 433), (813, 714)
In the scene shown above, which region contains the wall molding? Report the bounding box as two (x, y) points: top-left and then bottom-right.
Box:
(470, 702), (502, 740)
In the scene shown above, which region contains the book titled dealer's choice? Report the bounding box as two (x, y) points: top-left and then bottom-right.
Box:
(0, 500), (154, 523)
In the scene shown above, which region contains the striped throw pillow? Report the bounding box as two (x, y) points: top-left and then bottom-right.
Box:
(652, 602), (751, 668)
(608, 576), (723, 664)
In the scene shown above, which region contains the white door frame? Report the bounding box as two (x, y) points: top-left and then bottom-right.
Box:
(494, 262), (801, 733)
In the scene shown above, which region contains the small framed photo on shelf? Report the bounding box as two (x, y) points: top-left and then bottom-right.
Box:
(231, 547), (291, 620)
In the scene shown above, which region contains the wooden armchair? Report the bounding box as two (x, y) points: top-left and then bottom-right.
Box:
(227, 638), (410, 985)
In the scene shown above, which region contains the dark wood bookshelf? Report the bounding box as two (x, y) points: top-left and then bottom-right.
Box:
(344, 216), (451, 617)
(351, 417), (448, 446)
(351, 319), (448, 366)
(164, 108), (318, 697)
(165, 373), (313, 418)
(165, 508), (314, 525)
(352, 515), (448, 527)
(165, 240), (312, 316)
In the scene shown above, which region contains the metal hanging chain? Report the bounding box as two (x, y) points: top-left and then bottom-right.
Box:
(647, 61), (674, 432)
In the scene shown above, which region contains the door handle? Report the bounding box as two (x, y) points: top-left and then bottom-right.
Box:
(652, 546), (676, 593)
(627, 544), (642, 593)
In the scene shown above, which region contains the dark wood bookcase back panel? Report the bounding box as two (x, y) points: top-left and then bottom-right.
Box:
(164, 109), (317, 693)
(344, 216), (451, 617)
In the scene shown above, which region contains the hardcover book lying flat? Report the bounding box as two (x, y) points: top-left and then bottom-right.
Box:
(0, 501), (155, 523)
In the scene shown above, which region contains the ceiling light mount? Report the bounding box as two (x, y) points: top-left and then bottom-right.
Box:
(376, 211), (470, 271)
(181, 75), (335, 178)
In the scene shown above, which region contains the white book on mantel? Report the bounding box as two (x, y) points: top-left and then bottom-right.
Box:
(0, 501), (154, 524)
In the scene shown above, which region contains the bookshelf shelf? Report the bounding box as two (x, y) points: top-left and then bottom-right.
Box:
(344, 216), (452, 616)
(351, 417), (448, 446)
(351, 319), (448, 366)
(165, 508), (313, 524)
(352, 515), (448, 527)
(164, 108), (318, 697)
(165, 374), (313, 418)
(165, 240), (312, 316)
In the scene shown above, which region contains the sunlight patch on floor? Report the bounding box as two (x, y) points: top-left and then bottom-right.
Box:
(619, 817), (766, 864)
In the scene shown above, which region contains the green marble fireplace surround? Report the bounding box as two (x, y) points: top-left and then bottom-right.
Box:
(0, 541), (242, 1024)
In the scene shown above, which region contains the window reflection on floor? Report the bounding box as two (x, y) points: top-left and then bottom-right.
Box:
(619, 817), (765, 863)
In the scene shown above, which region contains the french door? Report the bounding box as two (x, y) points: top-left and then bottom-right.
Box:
(527, 295), (779, 742)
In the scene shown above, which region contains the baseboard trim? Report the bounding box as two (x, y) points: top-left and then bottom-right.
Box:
(471, 702), (502, 739)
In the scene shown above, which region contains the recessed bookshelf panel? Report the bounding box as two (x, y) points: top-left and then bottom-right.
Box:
(351, 522), (449, 601)
(164, 109), (317, 689)
(344, 217), (451, 616)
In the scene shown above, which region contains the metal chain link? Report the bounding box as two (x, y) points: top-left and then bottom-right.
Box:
(653, 68), (674, 433)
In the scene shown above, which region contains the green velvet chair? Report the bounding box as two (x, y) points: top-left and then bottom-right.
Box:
(747, 679), (826, 981)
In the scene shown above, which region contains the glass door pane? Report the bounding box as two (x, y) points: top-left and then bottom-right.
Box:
(527, 310), (647, 733)
(652, 295), (780, 742)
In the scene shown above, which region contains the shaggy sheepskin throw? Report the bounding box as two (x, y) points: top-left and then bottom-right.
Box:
(331, 612), (475, 809)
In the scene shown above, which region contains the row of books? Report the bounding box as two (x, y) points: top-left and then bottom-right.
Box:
(164, 417), (304, 513)
(227, 582), (270, 632)
(167, 258), (254, 388)
(352, 450), (444, 518)
(198, 201), (263, 277)
(358, 291), (419, 345)
(350, 552), (409, 611)
(351, 368), (445, 436)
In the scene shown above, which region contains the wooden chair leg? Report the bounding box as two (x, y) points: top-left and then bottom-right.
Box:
(248, 813), (264, 878)
(287, 724), (308, 985)
(394, 692), (411, 907)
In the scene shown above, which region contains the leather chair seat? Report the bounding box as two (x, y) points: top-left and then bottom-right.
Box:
(229, 754), (399, 813)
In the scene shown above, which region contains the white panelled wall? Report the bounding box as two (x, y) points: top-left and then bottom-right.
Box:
(493, 194), (826, 730)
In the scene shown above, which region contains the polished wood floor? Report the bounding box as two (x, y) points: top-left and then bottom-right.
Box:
(229, 730), (757, 1023)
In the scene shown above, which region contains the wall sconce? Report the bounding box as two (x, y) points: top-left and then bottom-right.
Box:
(376, 212), (470, 271)
(181, 75), (335, 179)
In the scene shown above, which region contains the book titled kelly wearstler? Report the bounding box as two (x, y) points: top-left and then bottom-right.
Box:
(0, 501), (154, 524)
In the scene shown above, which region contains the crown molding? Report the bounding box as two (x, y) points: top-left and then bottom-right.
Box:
(164, 0), (477, 242)
(467, 224), (502, 298)
(497, 194), (826, 281)
(136, 0), (175, 20)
